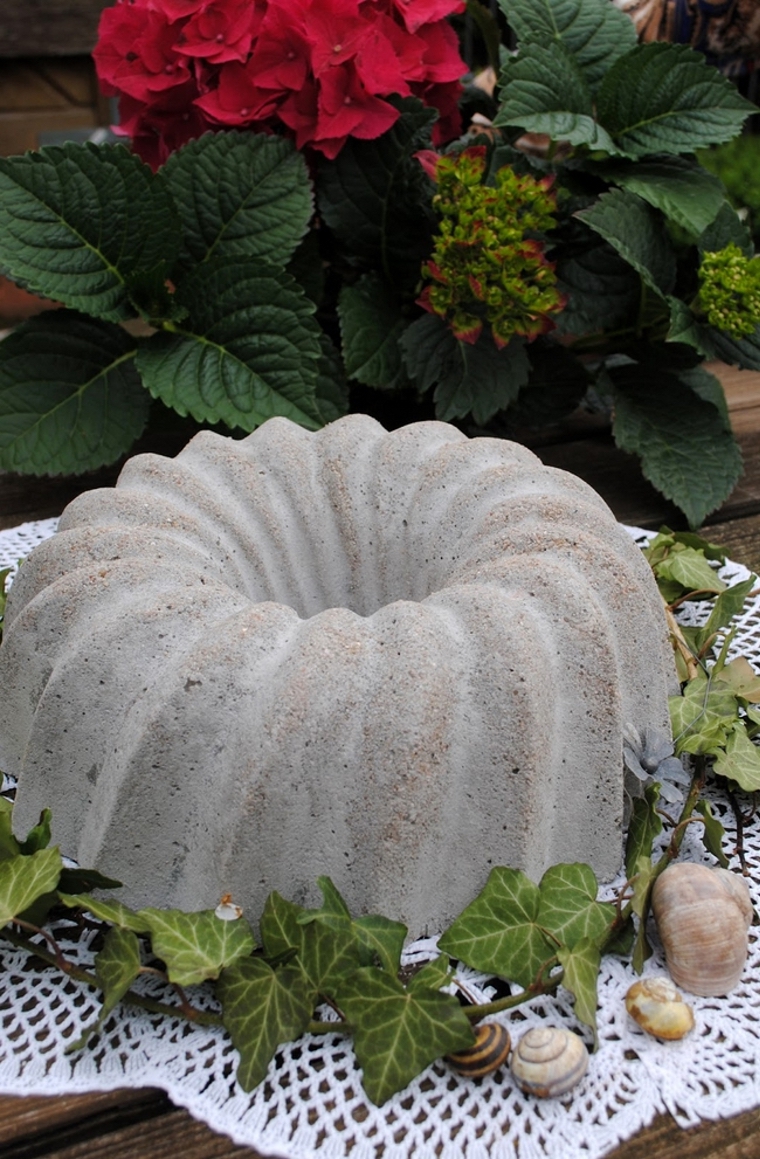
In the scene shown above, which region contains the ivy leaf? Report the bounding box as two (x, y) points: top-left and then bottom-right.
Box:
(136, 258), (323, 433)
(609, 366), (743, 528)
(596, 43), (755, 159)
(495, 43), (616, 151)
(56, 867), (123, 894)
(712, 722), (760, 792)
(694, 800), (729, 869)
(438, 866), (555, 987)
(219, 958), (315, 1092)
(669, 672), (738, 755)
(557, 937), (601, 1046)
(259, 891), (305, 961)
(537, 863), (616, 950)
(298, 876), (352, 928)
(576, 189), (676, 296)
(630, 855), (656, 974)
(18, 808), (52, 855)
(317, 97), (436, 290)
(0, 311), (149, 475)
(58, 893), (152, 933)
(408, 956), (453, 993)
(138, 907), (256, 987)
(0, 846), (62, 925)
(70, 927), (142, 1052)
(0, 142), (179, 321)
(354, 915), (407, 975)
(598, 157), (726, 238)
(338, 274), (408, 389)
(654, 546), (726, 595)
(0, 799), (20, 862)
(497, 0), (636, 91)
(401, 314), (530, 425)
(713, 653), (760, 701)
(163, 132), (313, 278)
(339, 967), (474, 1106)
(625, 783), (663, 880)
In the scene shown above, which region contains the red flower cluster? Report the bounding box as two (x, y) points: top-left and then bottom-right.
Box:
(94, 0), (467, 168)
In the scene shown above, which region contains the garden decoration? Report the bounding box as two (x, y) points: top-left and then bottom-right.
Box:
(0, 0), (759, 526)
(0, 415), (673, 932)
(1, 519), (759, 1123)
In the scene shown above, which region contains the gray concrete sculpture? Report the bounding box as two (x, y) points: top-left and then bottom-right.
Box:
(0, 415), (674, 933)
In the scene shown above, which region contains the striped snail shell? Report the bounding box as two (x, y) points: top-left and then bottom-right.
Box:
(510, 1026), (588, 1098)
(446, 1022), (511, 1078)
(652, 863), (754, 996)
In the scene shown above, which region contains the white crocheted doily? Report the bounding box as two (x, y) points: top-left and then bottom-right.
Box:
(1, 519), (759, 1159)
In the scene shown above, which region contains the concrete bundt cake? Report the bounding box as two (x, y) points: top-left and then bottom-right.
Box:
(0, 415), (674, 933)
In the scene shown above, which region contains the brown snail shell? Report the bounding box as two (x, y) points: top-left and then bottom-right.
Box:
(625, 977), (695, 1040)
(652, 863), (753, 997)
(510, 1026), (588, 1098)
(446, 1022), (511, 1077)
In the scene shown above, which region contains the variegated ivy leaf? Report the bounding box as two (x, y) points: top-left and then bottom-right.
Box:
(625, 783), (663, 880)
(630, 856), (657, 975)
(58, 893), (151, 934)
(138, 907), (256, 987)
(339, 966), (474, 1106)
(69, 926), (142, 1053)
(557, 937), (601, 1045)
(0, 846), (62, 925)
(219, 958), (315, 1092)
(695, 800), (729, 868)
(712, 722), (760, 792)
(537, 864), (616, 949)
(0, 798), (20, 862)
(669, 673), (739, 755)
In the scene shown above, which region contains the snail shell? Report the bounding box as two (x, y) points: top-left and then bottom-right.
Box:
(510, 1026), (588, 1098)
(447, 1022), (511, 1077)
(652, 863), (753, 997)
(625, 977), (694, 1040)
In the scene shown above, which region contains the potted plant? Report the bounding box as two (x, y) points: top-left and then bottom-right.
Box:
(0, 0), (758, 527)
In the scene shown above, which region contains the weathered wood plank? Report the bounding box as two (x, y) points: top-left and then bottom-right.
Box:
(0, 3), (108, 57)
(0, 1088), (168, 1147)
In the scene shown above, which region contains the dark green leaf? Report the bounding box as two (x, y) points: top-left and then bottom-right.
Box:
(438, 866), (555, 987)
(339, 967), (474, 1105)
(56, 867), (123, 894)
(18, 808), (51, 854)
(576, 189), (676, 295)
(163, 132), (313, 278)
(495, 43), (615, 151)
(557, 937), (601, 1045)
(70, 926), (143, 1052)
(0, 142), (179, 321)
(259, 891), (305, 961)
(497, 0), (637, 90)
(354, 914), (407, 975)
(219, 958), (315, 1092)
(597, 43), (755, 159)
(506, 344), (590, 428)
(554, 229), (641, 334)
(695, 799), (729, 868)
(0, 312), (149, 475)
(625, 782), (663, 880)
(598, 157), (726, 238)
(317, 98), (436, 290)
(401, 314), (530, 425)
(609, 365), (743, 527)
(630, 855), (656, 974)
(138, 906), (256, 987)
(338, 274), (408, 389)
(698, 200), (753, 257)
(0, 799), (20, 862)
(314, 332), (349, 425)
(0, 846), (62, 924)
(537, 863), (616, 950)
(136, 259), (323, 432)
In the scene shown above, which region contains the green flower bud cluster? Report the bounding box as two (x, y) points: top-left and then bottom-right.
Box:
(697, 243), (760, 340)
(417, 147), (566, 348)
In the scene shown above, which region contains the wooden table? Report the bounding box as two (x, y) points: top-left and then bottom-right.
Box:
(2, 364), (760, 1158)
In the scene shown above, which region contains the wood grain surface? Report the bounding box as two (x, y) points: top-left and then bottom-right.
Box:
(0, 3), (108, 57)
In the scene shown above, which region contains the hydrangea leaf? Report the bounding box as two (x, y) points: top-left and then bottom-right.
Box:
(314, 333), (349, 425)
(598, 157), (726, 238)
(163, 132), (313, 278)
(0, 846), (62, 925)
(70, 926), (143, 1052)
(400, 314), (529, 425)
(497, 0), (636, 91)
(557, 937), (601, 1046)
(438, 866), (555, 987)
(625, 783), (663, 880)
(698, 201), (753, 257)
(712, 722), (760, 792)
(654, 546), (726, 595)
(0, 799), (20, 862)
(597, 43), (755, 159)
(317, 97), (437, 290)
(339, 967), (474, 1106)
(694, 800), (729, 869)
(495, 43), (616, 151)
(58, 893), (151, 934)
(0, 312), (149, 475)
(537, 863), (616, 950)
(0, 142), (179, 321)
(138, 907), (256, 987)
(219, 958), (315, 1092)
(609, 366), (743, 528)
(136, 258), (323, 432)
(506, 344), (590, 428)
(554, 231), (641, 335)
(338, 274), (408, 389)
(576, 189), (677, 296)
